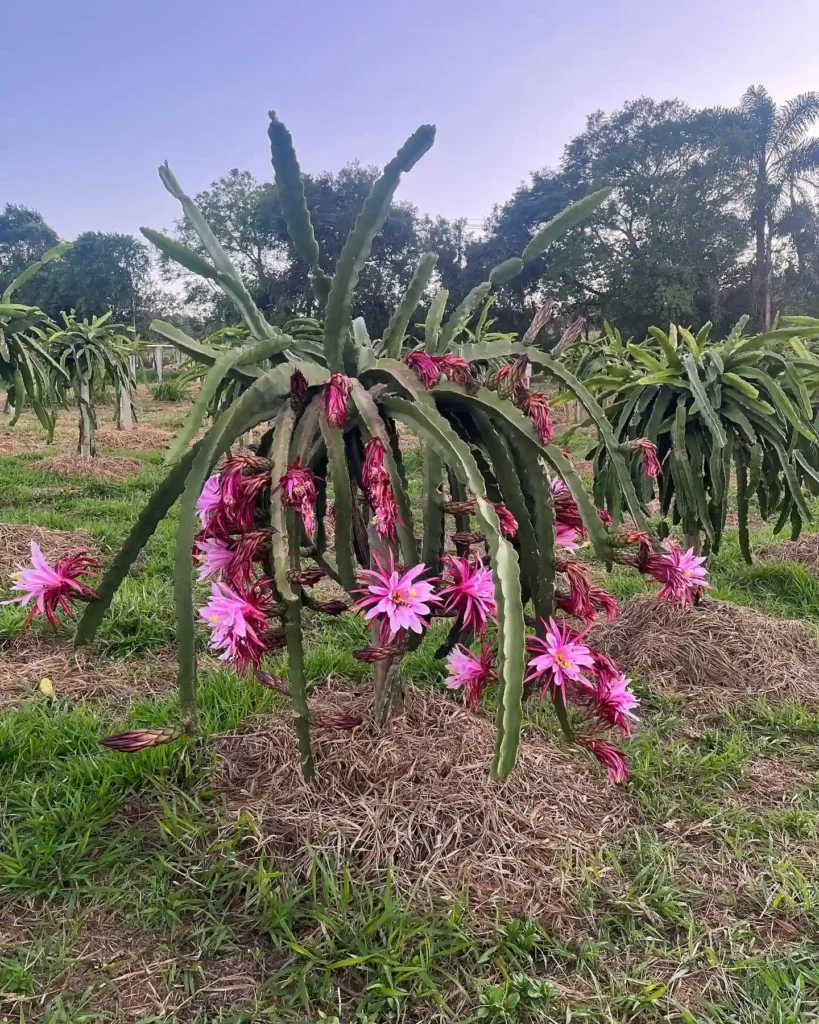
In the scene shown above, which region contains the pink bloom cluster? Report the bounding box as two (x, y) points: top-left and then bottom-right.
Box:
(621, 532), (710, 607)
(2, 541), (100, 629)
(362, 439), (400, 540)
(405, 352), (475, 390)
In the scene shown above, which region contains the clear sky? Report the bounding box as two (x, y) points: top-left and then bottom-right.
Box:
(2, 0), (818, 242)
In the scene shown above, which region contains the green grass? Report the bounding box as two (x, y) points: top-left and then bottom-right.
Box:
(3, 438), (819, 1022)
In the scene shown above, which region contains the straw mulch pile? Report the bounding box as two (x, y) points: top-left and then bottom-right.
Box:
(759, 533), (819, 572)
(35, 455), (147, 481)
(0, 638), (179, 709)
(0, 523), (96, 576)
(95, 426), (175, 452)
(590, 595), (819, 711)
(211, 682), (631, 927)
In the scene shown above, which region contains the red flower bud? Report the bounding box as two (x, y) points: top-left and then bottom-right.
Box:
(100, 728), (180, 753)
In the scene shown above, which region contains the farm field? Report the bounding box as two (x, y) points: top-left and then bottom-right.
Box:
(2, 394), (819, 1023)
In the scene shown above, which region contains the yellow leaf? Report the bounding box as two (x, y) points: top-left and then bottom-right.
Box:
(39, 677), (55, 698)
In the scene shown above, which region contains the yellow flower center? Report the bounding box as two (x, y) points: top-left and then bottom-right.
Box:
(553, 651), (573, 669)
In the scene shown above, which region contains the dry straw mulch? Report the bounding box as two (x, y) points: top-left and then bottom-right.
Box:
(95, 425), (174, 452)
(760, 532), (819, 572)
(211, 682), (631, 926)
(35, 455), (147, 481)
(590, 595), (819, 711)
(0, 637), (179, 709)
(0, 523), (96, 576)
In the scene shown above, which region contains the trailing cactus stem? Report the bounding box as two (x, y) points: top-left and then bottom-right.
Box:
(368, 523), (404, 724)
(284, 599), (315, 781)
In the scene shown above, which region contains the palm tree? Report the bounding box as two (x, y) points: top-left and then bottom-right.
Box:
(738, 86), (819, 328)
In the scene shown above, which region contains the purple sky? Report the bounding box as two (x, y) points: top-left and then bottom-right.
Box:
(2, 0), (817, 242)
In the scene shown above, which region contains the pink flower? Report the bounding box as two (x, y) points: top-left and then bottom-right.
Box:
(521, 392), (554, 444)
(406, 351), (441, 390)
(226, 529), (274, 587)
(630, 437), (662, 478)
(647, 543), (710, 607)
(361, 439), (400, 540)
(555, 522), (581, 550)
(194, 537), (234, 581)
(290, 368), (308, 410)
(210, 452), (270, 536)
(438, 554), (497, 634)
(582, 672), (640, 736)
(491, 501), (518, 539)
(526, 617), (595, 694)
(275, 458), (318, 537)
(579, 737), (629, 784)
(354, 557), (438, 642)
(445, 643), (497, 709)
(198, 580), (271, 674)
(362, 438), (388, 489)
(197, 475), (222, 526)
(2, 541), (100, 629)
(324, 373), (352, 428)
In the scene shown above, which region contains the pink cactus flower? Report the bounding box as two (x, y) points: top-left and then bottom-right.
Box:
(354, 557), (438, 642)
(555, 557), (595, 622)
(433, 354), (473, 387)
(275, 458), (318, 537)
(438, 554), (497, 634)
(445, 643), (497, 709)
(226, 529), (275, 587)
(2, 541), (100, 629)
(194, 537), (234, 581)
(406, 351), (441, 390)
(197, 475), (222, 526)
(629, 437), (662, 478)
(371, 480), (400, 540)
(491, 501), (518, 539)
(361, 438), (388, 489)
(555, 522), (581, 550)
(579, 737), (629, 784)
(324, 372), (352, 428)
(582, 672), (640, 736)
(198, 580), (271, 674)
(210, 452), (270, 536)
(526, 617), (595, 694)
(647, 543), (710, 606)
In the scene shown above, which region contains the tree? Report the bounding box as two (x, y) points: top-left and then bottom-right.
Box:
(468, 98), (749, 339)
(0, 204), (59, 298)
(733, 86), (819, 329)
(35, 232), (152, 330)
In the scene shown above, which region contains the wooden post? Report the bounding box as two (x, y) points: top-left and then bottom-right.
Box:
(78, 379), (94, 458)
(153, 346), (163, 380)
(119, 386), (134, 430)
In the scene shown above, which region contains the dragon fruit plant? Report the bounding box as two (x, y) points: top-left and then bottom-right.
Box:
(63, 111), (703, 781)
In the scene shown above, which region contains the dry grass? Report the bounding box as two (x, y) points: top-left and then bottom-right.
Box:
(95, 425), (175, 452)
(0, 523), (96, 575)
(590, 595), (819, 711)
(0, 637), (180, 709)
(211, 681), (631, 927)
(760, 533), (819, 571)
(34, 454), (147, 481)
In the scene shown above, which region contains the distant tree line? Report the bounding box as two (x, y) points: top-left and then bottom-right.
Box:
(3, 85), (818, 343)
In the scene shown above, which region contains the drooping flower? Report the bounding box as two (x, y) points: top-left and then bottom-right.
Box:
(588, 584), (619, 620)
(197, 475), (222, 526)
(100, 727), (180, 753)
(211, 452), (271, 535)
(445, 643), (497, 709)
(555, 559), (596, 621)
(324, 372), (352, 428)
(226, 528), (275, 586)
(629, 437), (662, 478)
(198, 580), (272, 674)
(353, 557), (438, 642)
(521, 391), (554, 444)
(275, 458), (318, 537)
(551, 477), (585, 535)
(580, 669), (639, 736)
(492, 501), (518, 538)
(362, 438), (387, 489)
(194, 536), (234, 581)
(434, 354), (473, 387)
(406, 350), (441, 390)
(371, 479), (400, 540)
(438, 554), (497, 634)
(526, 617), (595, 694)
(579, 737), (629, 784)
(646, 543), (710, 607)
(2, 541), (100, 629)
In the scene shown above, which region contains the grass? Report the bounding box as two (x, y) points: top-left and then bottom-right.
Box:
(2, 410), (819, 1021)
